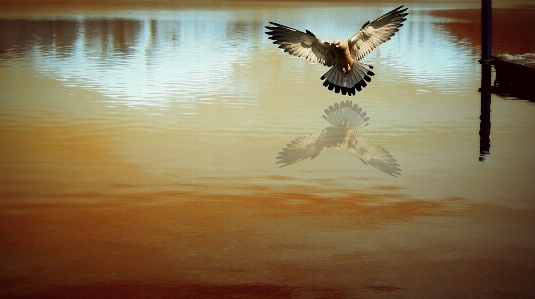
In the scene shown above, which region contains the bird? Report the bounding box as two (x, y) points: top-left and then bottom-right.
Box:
(276, 100), (401, 177)
(265, 6), (408, 96)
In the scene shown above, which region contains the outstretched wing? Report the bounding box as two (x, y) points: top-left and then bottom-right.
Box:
(265, 22), (335, 67)
(349, 131), (401, 177)
(276, 130), (328, 167)
(348, 6), (409, 61)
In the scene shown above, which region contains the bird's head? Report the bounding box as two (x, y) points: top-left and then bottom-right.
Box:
(333, 40), (342, 48)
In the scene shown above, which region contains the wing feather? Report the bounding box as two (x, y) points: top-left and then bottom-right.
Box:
(265, 22), (335, 67)
(349, 131), (401, 177)
(275, 130), (328, 167)
(348, 6), (409, 61)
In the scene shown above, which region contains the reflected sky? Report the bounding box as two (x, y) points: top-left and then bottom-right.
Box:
(1, 13), (261, 109)
(0, 5), (499, 110)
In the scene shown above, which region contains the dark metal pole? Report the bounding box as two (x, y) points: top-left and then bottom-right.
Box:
(481, 0), (492, 64)
(479, 0), (492, 162)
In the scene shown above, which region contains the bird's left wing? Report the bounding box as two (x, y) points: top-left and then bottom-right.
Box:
(265, 22), (335, 67)
(276, 130), (328, 167)
(348, 6), (409, 61)
(349, 131), (401, 177)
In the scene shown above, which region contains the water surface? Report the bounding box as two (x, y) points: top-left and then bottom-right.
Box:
(1, 1), (535, 298)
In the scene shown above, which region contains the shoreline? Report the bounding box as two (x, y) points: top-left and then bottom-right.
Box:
(1, 1), (529, 19)
(0, 0), (508, 14)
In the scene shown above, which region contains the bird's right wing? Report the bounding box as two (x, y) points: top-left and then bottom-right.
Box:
(265, 22), (335, 67)
(349, 131), (401, 177)
(348, 6), (409, 61)
(276, 130), (328, 167)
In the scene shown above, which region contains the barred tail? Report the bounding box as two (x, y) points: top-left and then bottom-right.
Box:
(320, 62), (375, 96)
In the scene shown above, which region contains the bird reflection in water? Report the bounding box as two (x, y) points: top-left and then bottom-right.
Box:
(276, 101), (401, 177)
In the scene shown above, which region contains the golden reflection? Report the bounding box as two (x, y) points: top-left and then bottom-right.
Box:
(2, 192), (535, 298)
(276, 100), (401, 177)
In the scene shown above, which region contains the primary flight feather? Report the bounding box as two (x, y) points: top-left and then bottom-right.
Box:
(265, 6), (408, 96)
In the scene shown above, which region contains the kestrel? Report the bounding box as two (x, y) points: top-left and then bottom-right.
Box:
(276, 100), (401, 177)
(265, 6), (408, 96)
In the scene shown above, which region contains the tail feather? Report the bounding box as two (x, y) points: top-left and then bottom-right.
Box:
(322, 67), (334, 83)
(322, 100), (370, 129)
(351, 67), (366, 83)
(332, 102), (341, 124)
(347, 72), (358, 87)
(333, 72), (343, 93)
(320, 62), (374, 96)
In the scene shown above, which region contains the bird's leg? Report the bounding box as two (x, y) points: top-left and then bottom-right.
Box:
(342, 63), (352, 75)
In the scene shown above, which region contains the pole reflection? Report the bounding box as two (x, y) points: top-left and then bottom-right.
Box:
(479, 68), (491, 162)
(479, 0), (492, 162)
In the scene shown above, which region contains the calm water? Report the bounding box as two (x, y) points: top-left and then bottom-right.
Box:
(1, 1), (535, 298)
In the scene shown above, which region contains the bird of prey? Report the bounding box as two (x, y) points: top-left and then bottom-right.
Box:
(265, 6), (408, 96)
(276, 100), (401, 177)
